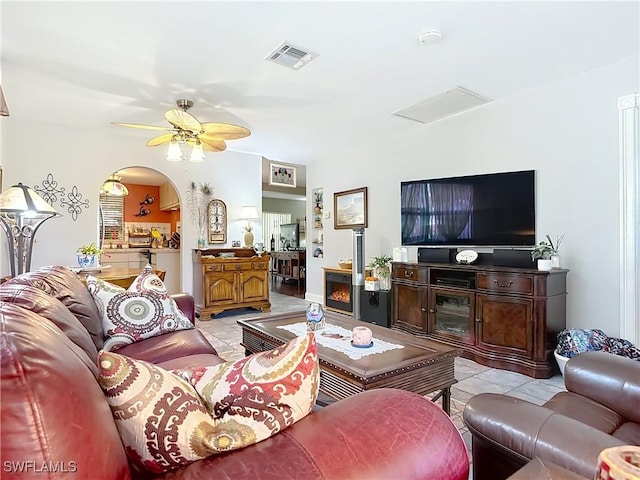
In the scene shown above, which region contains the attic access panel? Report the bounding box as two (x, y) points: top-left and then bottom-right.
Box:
(393, 87), (492, 124)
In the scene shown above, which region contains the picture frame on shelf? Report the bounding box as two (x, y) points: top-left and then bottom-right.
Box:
(269, 163), (297, 188)
(333, 187), (368, 230)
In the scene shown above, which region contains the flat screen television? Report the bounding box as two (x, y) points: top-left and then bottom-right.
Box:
(401, 170), (535, 247)
(279, 223), (300, 250)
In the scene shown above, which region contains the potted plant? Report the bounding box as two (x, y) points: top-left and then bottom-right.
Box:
(76, 242), (104, 269)
(546, 234), (564, 269)
(531, 240), (553, 271)
(367, 255), (393, 291)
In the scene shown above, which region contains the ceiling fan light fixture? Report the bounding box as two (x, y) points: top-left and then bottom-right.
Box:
(113, 99), (251, 160)
(100, 175), (129, 196)
(189, 141), (205, 163)
(167, 140), (184, 162)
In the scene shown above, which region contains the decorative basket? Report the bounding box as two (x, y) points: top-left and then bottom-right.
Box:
(338, 260), (353, 270)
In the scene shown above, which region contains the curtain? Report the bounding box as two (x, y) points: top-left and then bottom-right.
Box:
(401, 183), (472, 243)
(430, 183), (473, 241)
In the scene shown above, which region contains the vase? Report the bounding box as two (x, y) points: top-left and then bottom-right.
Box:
(373, 266), (391, 291)
(537, 259), (553, 271)
(551, 254), (561, 269)
(77, 254), (97, 269)
(197, 237), (206, 248)
(306, 303), (325, 331)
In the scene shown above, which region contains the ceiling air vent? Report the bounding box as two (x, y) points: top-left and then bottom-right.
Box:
(393, 87), (492, 124)
(265, 41), (318, 70)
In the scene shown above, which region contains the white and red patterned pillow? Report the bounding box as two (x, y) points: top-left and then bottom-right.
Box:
(87, 268), (193, 351)
(97, 333), (319, 473)
(97, 350), (219, 473)
(176, 332), (319, 451)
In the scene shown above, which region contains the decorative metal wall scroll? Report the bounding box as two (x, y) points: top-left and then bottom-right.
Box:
(60, 185), (90, 221)
(34, 173), (65, 206)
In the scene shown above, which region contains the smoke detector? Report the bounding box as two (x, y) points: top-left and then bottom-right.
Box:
(418, 29), (442, 45)
(265, 41), (318, 70)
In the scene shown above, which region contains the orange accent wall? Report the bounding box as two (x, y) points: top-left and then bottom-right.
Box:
(123, 184), (174, 223)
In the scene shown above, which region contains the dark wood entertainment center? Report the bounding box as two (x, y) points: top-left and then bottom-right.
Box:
(391, 260), (568, 378)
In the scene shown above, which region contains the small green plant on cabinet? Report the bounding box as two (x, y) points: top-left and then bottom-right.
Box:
(531, 241), (554, 260)
(368, 255), (393, 277)
(77, 243), (104, 256)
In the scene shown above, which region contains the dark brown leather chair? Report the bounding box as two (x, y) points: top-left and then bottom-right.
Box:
(463, 351), (640, 479)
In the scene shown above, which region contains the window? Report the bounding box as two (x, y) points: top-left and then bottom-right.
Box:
(262, 212), (291, 251)
(99, 194), (124, 242)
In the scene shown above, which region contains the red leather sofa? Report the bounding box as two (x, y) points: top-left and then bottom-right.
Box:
(1, 265), (469, 479)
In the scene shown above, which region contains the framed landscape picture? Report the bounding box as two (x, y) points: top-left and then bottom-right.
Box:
(334, 187), (368, 229)
(269, 163), (297, 188)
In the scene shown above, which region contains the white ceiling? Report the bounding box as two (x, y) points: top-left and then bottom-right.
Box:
(2, 1), (639, 167)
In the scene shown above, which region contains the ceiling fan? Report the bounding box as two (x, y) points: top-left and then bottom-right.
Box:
(112, 99), (250, 160)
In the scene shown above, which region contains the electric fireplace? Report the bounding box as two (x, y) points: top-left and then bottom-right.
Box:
(325, 270), (353, 314)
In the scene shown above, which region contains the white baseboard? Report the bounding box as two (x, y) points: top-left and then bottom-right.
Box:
(305, 292), (323, 304)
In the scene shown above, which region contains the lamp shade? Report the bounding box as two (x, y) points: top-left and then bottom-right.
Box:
(239, 206), (260, 220)
(99, 175), (129, 196)
(167, 140), (184, 162)
(0, 183), (60, 216)
(189, 141), (205, 163)
(0, 183), (61, 277)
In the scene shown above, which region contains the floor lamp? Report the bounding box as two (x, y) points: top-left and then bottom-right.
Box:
(0, 183), (61, 277)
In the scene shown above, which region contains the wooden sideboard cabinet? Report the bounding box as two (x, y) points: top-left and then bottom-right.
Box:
(193, 249), (271, 318)
(391, 262), (568, 378)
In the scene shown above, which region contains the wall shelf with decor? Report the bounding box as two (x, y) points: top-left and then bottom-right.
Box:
(311, 188), (324, 258)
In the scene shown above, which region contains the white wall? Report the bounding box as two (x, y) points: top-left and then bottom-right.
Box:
(306, 56), (638, 336)
(0, 121), (262, 293)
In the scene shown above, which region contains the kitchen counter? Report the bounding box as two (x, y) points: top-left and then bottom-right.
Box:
(100, 248), (181, 293)
(77, 268), (166, 289)
(103, 247), (179, 254)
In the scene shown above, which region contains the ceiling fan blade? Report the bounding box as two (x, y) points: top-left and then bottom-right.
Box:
(146, 133), (175, 147)
(165, 109), (201, 133)
(194, 136), (227, 152)
(112, 122), (172, 132)
(200, 122), (251, 140)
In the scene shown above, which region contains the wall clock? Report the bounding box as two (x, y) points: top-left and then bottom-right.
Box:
(207, 199), (227, 244)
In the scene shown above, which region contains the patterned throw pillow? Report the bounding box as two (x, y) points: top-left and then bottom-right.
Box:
(97, 350), (219, 473)
(87, 268), (193, 351)
(176, 332), (319, 452)
(97, 334), (319, 473)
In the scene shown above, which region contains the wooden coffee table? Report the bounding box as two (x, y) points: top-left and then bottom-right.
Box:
(238, 311), (462, 414)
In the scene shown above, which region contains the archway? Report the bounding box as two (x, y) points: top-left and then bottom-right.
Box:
(98, 166), (182, 293)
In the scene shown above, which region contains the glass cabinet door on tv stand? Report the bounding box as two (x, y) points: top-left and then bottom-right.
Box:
(427, 287), (475, 346)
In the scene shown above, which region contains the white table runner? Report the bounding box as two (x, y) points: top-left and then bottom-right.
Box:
(277, 322), (404, 360)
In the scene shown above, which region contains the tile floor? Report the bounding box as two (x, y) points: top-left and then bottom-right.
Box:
(196, 291), (567, 471)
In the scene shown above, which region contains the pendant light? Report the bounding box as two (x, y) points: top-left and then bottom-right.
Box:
(100, 174), (129, 196)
